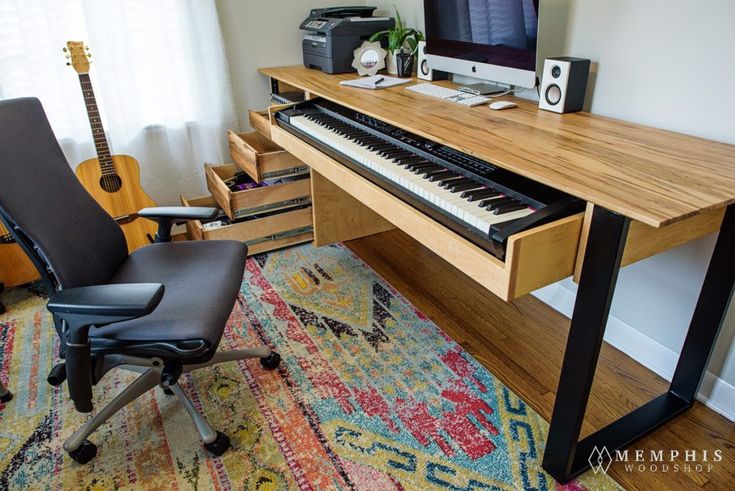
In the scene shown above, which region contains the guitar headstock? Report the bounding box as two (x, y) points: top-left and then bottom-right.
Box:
(63, 41), (91, 73)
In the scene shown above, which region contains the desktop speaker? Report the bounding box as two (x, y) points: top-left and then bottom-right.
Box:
(538, 57), (591, 113)
(417, 41), (448, 81)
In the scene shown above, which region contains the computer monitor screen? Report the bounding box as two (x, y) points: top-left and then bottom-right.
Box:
(424, 0), (539, 87)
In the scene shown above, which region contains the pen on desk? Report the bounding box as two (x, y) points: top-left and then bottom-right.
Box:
(373, 76), (384, 86)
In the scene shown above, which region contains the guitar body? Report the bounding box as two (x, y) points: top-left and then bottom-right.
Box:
(75, 154), (158, 252)
(0, 223), (39, 287)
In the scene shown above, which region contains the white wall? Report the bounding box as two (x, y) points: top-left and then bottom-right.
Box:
(216, 0), (735, 417)
(215, 0), (365, 130)
(547, 0), (735, 419)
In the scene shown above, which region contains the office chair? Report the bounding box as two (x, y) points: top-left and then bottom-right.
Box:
(0, 97), (280, 463)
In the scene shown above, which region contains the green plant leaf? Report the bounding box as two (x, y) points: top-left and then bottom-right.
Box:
(369, 30), (389, 43)
(394, 4), (403, 32)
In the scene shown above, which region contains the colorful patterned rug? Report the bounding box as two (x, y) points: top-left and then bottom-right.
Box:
(0, 243), (620, 490)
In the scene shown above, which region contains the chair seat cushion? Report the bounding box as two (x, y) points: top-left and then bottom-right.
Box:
(92, 240), (247, 347)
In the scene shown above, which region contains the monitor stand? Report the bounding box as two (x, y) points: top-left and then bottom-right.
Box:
(458, 82), (508, 96)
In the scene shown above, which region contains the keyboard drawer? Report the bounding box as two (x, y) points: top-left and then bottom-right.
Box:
(180, 195), (313, 255)
(205, 163), (310, 221)
(228, 130), (307, 183)
(270, 122), (584, 301)
(248, 110), (271, 139)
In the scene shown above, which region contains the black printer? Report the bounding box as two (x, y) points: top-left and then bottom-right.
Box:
(301, 6), (394, 74)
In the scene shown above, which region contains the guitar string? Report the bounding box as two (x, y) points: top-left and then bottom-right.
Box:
(79, 74), (116, 190)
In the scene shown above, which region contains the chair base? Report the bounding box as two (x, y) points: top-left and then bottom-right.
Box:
(63, 347), (278, 462)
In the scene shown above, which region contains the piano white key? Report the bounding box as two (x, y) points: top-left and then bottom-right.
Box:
(290, 115), (534, 235)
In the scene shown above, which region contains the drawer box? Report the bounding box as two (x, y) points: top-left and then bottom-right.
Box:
(204, 163), (311, 220)
(228, 130), (306, 182)
(270, 121), (585, 301)
(248, 110), (271, 139)
(180, 195), (313, 255)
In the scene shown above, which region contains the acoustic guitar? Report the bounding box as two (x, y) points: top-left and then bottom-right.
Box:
(0, 222), (39, 289)
(65, 41), (157, 252)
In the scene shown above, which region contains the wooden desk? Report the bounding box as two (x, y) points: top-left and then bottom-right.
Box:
(259, 66), (735, 482)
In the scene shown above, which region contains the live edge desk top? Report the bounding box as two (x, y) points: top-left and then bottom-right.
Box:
(260, 66), (735, 228)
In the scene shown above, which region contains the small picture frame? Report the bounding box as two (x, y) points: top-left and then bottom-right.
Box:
(352, 41), (387, 77)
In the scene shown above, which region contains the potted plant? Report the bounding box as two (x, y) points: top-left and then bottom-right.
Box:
(369, 6), (424, 76)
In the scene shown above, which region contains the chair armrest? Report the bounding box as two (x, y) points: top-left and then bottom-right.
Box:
(48, 283), (164, 317)
(137, 207), (219, 243)
(138, 206), (219, 221)
(47, 283), (164, 413)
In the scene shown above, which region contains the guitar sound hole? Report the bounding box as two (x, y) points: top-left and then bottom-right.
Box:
(99, 174), (123, 193)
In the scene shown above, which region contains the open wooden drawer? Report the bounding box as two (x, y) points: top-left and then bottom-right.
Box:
(204, 163), (310, 220)
(248, 110), (271, 139)
(180, 195), (313, 255)
(270, 121), (585, 301)
(228, 130), (307, 182)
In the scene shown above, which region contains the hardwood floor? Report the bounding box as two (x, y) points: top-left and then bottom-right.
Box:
(346, 229), (735, 491)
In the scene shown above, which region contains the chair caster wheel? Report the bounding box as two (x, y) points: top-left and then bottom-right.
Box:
(260, 352), (281, 370)
(161, 386), (174, 395)
(0, 391), (12, 403)
(204, 431), (230, 456)
(69, 440), (97, 464)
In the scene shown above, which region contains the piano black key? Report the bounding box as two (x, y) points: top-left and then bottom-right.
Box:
(368, 143), (393, 151)
(417, 166), (446, 176)
(395, 156), (426, 166)
(479, 196), (508, 208)
(440, 177), (467, 188)
(462, 188), (501, 201)
(493, 203), (528, 215)
(442, 176), (473, 189)
(428, 171), (457, 182)
(448, 181), (483, 193)
(403, 159), (432, 169)
(411, 163), (442, 174)
(484, 197), (516, 210)
(389, 152), (414, 160)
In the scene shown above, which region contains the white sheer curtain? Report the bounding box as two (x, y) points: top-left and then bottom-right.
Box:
(0, 0), (237, 204)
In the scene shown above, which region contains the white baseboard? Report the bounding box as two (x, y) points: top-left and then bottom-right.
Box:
(533, 283), (735, 422)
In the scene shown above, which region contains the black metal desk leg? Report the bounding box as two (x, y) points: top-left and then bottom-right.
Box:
(671, 204), (735, 401)
(543, 204), (735, 483)
(542, 206), (630, 482)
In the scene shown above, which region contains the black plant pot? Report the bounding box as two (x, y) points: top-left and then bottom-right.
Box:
(396, 52), (415, 78)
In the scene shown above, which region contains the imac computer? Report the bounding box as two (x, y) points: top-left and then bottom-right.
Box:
(424, 0), (540, 94)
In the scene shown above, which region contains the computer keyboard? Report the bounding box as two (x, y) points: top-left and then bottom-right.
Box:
(406, 83), (490, 107)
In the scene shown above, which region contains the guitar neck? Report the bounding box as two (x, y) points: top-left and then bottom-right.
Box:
(78, 73), (116, 176)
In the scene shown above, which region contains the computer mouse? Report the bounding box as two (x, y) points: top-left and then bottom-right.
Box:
(489, 101), (518, 110)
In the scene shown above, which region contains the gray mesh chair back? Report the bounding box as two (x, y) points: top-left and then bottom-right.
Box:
(0, 97), (128, 289)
